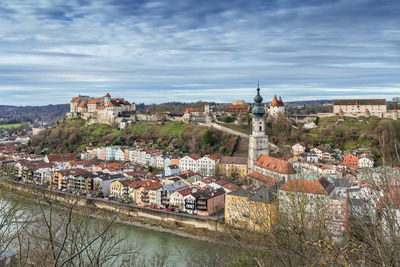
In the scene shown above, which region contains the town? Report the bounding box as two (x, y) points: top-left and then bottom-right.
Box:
(1, 86), (399, 240)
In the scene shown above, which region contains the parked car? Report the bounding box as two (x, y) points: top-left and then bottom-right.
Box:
(166, 208), (173, 212)
(155, 206), (163, 210)
(150, 206), (156, 209)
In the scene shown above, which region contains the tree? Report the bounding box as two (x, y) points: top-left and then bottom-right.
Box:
(204, 130), (214, 146)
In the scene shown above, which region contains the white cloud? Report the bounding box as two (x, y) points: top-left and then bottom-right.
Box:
(0, 0), (398, 105)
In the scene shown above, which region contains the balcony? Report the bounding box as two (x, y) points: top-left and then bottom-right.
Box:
(196, 204), (207, 211)
(185, 204), (195, 210)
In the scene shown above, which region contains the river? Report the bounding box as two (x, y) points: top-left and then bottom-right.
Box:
(0, 193), (232, 267)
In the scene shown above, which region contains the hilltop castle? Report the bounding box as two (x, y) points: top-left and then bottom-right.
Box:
(268, 94), (285, 117)
(66, 93), (136, 125)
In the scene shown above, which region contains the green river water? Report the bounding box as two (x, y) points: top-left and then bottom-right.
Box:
(0, 194), (231, 267)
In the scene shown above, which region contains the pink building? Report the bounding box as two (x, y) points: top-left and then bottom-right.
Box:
(97, 148), (106, 161)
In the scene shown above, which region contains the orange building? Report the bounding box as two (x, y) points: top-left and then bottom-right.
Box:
(343, 154), (359, 169)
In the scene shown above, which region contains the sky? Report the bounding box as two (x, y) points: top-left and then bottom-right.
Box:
(0, 0), (399, 105)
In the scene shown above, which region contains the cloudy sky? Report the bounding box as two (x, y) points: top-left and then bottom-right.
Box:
(0, 0), (399, 105)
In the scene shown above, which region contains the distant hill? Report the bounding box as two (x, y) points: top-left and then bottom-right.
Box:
(0, 104), (69, 124)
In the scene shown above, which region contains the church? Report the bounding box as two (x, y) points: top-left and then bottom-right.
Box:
(247, 86), (296, 185)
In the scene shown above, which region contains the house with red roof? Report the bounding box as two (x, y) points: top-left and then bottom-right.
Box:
(278, 178), (334, 215)
(250, 154), (296, 184)
(44, 153), (76, 164)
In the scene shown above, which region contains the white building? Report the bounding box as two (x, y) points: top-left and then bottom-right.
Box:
(179, 154), (201, 172)
(196, 155), (220, 177)
(165, 164), (180, 176)
(292, 142), (306, 156)
(358, 155), (374, 169)
(333, 99), (387, 115)
(268, 95), (285, 117)
(105, 147), (119, 161)
(114, 148), (126, 161)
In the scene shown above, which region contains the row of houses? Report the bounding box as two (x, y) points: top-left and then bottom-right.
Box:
(291, 142), (374, 169)
(81, 146), (249, 178)
(110, 176), (237, 216)
(1, 148), (246, 217)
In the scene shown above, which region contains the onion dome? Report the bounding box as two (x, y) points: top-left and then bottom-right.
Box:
(105, 93), (111, 97)
(251, 85), (265, 118)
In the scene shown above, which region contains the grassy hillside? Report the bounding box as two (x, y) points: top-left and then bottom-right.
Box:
(0, 123), (33, 129)
(29, 119), (238, 156)
(292, 116), (400, 166)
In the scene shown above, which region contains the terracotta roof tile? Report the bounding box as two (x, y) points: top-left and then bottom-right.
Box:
(88, 98), (101, 104)
(185, 107), (204, 114)
(248, 172), (278, 185)
(279, 179), (333, 195)
(255, 155), (296, 174)
(205, 154), (220, 161)
(78, 101), (87, 108)
(225, 104), (250, 112)
(221, 183), (241, 192)
(188, 154), (201, 160)
(71, 97), (81, 103)
(138, 180), (162, 190)
(271, 95), (279, 107)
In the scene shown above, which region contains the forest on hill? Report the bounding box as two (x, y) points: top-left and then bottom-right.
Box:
(0, 104), (69, 124)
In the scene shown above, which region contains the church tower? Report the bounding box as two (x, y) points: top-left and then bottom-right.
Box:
(248, 85), (269, 172)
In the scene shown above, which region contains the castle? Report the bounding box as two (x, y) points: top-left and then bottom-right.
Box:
(66, 93), (136, 125)
(268, 94), (285, 117)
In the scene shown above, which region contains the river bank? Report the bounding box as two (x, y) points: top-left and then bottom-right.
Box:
(0, 179), (234, 247)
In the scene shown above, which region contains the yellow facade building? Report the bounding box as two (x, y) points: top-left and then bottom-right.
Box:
(225, 186), (277, 231)
(218, 156), (248, 178)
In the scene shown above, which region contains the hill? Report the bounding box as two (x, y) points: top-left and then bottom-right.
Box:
(286, 116), (400, 165)
(0, 104), (69, 124)
(28, 119), (238, 156)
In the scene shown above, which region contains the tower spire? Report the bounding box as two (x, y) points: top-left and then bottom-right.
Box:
(252, 84), (265, 117)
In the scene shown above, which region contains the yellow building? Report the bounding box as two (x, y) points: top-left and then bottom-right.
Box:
(87, 147), (98, 160)
(225, 186), (276, 232)
(218, 156), (248, 178)
(110, 180), (125, 198)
